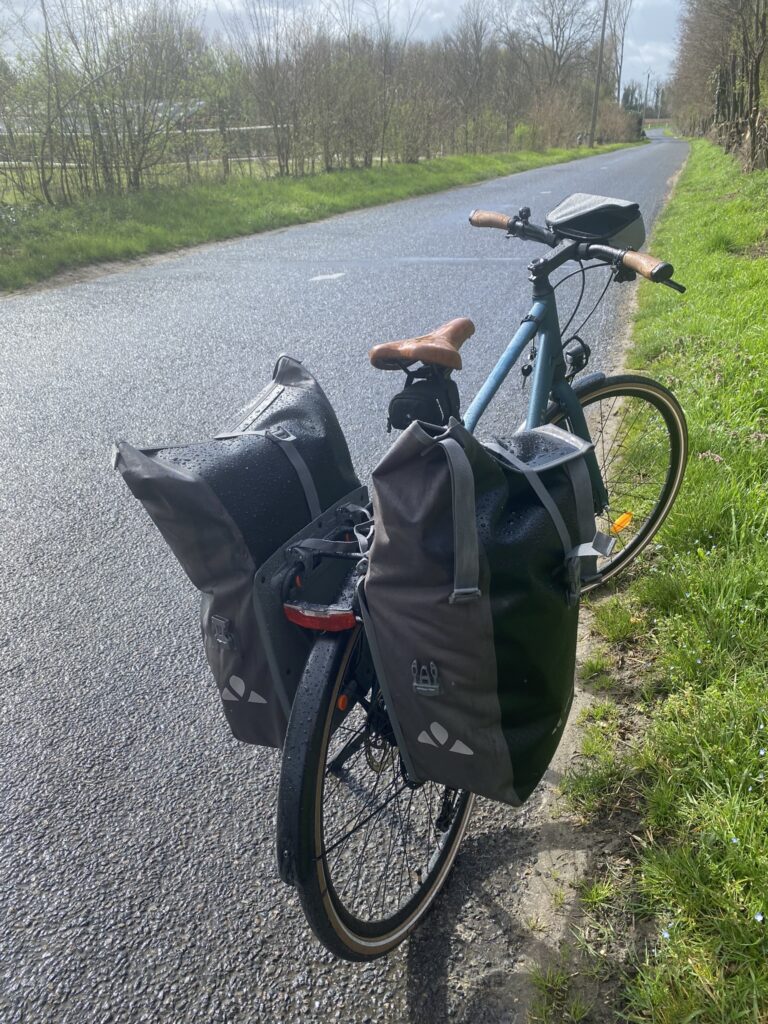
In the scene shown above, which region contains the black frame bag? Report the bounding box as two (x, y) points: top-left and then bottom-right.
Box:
(115, 355), (363, 747)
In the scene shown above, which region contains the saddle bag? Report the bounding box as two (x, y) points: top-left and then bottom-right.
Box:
(360, 418), (610, 806)
(387, 368), (461, 431)
(114, 355), (363, 748)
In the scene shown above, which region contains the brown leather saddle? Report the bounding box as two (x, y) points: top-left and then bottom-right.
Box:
(369, 317), (475, 371)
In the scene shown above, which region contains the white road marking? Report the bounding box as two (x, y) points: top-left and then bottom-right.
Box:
(540, 190), (552, 194)
(310, 272), (346, 281)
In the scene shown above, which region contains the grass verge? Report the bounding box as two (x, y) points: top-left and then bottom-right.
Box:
(564, 139), (768, 1021)
(0, 144), (635, 292)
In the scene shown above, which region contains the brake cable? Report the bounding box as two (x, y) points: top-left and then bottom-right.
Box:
(555, 259), (586, 341)
(554, 262), (614, 350)
(569, 271), (613, 340)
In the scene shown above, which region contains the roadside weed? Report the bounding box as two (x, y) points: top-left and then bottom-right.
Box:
(528, 964), (570, 1023)
(528, 962), (593, 1023)
(580, 649), (612, 680)
(591, 599), (641, 644)
(577, 700), (619, 727)
(580, 878), (616, 910)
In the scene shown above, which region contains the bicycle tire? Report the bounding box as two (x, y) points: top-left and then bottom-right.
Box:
(545, 373), (688, 590)
(276, 626), (474, 961)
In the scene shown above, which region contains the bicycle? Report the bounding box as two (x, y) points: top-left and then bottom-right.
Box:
(275, 195), (688, 961)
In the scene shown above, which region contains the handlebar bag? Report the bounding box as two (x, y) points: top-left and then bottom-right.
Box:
(114, 355), (362, 748)
(360, 418), (609, 806)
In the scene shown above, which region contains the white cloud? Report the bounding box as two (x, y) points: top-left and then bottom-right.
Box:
(622, 0), (681, 84)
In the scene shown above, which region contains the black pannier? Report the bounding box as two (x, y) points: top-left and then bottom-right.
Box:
(360, 419), (611, 806)
(114, 355), (364, 747)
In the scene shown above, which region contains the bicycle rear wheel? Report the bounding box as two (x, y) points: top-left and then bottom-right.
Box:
(545, 373), (688, 590)
(276, 626), (474, 961)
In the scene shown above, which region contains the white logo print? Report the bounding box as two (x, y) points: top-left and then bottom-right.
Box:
(411, 660), (440, 696)
(417, 721), (473, 756)
(222, 675), (267, 704)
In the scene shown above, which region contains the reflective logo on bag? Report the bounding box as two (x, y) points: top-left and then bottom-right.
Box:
(221, 674), (267, 704)
(417, 720), (473, 756)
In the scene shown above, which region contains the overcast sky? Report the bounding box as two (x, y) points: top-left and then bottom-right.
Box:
(399, 0), (681, 85)
(5, 0), (682, 87)
(620, 0), (680, 85)
(221, 0), (680, 87)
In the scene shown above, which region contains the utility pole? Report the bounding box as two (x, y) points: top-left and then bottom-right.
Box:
(588, 0), (610, 147)
(642, 68), (652, 126)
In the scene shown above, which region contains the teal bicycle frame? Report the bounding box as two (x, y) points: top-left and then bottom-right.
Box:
(462, 274), (610, 510)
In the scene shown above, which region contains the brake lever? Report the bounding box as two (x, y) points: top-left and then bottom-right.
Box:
(612, 265), (637, 284)
(661, 279), (686, 294)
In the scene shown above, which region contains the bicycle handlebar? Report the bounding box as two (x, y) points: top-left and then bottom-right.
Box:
(469, 208), (559, 247)
(468, 209), (513, 231)
(468, 208), (677, 284)
(579, 243), (675, 283)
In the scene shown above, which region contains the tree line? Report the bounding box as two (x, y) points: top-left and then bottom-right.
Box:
(0, 0), (642, 204)
(672, 0), (768, 168)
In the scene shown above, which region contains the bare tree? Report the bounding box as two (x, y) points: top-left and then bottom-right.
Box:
(672, 0), (767, 167)
(607, 0), (633, 103)
(0, 0), (640, 204)
(518, 0), (599, 91)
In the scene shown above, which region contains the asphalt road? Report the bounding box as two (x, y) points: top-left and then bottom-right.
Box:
(0, 132), (688, 1024)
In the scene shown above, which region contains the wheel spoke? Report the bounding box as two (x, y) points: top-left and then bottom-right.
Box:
(549, 379), (686, 588)
(310, 637), (472, 934)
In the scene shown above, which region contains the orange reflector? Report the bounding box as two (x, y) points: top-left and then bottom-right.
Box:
(283, 604), (356, 632)
(336, 694), (349, 711)
(611, 512), (634, 535)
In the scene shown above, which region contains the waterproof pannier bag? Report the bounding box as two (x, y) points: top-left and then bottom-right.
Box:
(361, 418), (610, 806)
(114, 355), (363, 747)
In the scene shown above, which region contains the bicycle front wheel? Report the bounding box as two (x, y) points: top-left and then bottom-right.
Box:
(545, 373), (688, 590)
(276, 626), (474, 961)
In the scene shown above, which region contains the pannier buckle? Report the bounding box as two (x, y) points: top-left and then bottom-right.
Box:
(267, 425), (296, 443)
(211, 615), (235, 648)
(565, 557), (581, 608)
(449, 587), (482, 605)
(592, 531), (616, 557)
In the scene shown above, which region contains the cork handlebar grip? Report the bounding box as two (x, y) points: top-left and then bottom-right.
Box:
(468, 209), (514, 231)
(622, 250), (675, 282)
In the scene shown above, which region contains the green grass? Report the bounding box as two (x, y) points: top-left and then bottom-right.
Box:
(591, 598), (642, 645)
(0, 143), (636, 291)
(580, 648), (612, 680)
(529, 962), (592, 1023)
(580, 877), (617, 910)
(568, 140), (768, 1021)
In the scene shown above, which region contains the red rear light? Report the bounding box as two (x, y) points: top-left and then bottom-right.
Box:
(283, 603), (356, 632)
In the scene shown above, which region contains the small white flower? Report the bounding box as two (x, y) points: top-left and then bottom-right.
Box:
(661, 929), (670, 939)
(760, 749), (766, 757)
(731, 837), (740, 844)
(756, 912), (764, 924)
